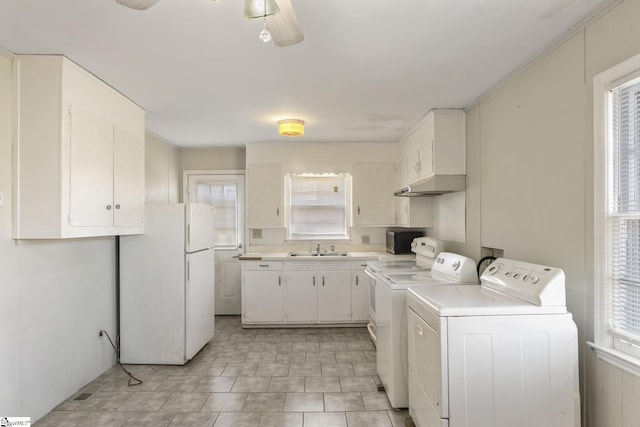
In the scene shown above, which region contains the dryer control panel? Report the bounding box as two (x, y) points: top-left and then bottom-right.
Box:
(480, 258), (566, 307)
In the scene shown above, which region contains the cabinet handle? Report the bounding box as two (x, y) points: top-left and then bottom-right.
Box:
(322, 276), (325, 286)
(357, 206), (361, 216)
(278, 276), (281, 286)
(259, 264), (269, 268)
(106, 204), (112, 211)
(415, 325), (423, 336)
(276, 207), (279, 216)
(115, 204), (121, 209)
(356, 276), (359, 286)
(313, 277), (316, 286)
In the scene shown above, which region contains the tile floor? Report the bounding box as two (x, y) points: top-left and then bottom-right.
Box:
(35, 316), (413, 427)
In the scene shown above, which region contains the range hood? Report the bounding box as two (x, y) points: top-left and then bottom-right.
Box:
(394, 175), (466, 197)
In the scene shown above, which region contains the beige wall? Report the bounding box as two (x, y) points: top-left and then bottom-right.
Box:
(145, 132), (180, 203)
(459, 0), (640, 425)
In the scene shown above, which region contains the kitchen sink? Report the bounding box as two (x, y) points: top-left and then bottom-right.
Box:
(288, 252), (350, 258)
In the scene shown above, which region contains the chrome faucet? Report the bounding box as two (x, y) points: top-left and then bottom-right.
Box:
(316, 242), (321, 254)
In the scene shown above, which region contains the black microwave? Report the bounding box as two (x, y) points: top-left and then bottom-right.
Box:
(386, 231), (425, 254)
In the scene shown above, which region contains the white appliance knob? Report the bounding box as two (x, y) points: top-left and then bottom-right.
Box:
(452, 260), (461, 270)
(531, 276), (540, 284)
(513, 273), (520, 279)
(523, 274), (529, 281)
(505, 271), (511, 277)
(488, 265), (499, 275)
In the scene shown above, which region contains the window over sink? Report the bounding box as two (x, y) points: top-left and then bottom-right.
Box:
(285, 173), (352, 240)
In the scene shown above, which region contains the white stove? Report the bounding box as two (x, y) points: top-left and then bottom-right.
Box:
(406, 258), (580, 427)
(375, 252), (478, 409)
(365, 237), (443, 346)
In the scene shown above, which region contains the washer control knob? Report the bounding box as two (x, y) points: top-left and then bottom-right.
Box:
(487, 265), (499, 275)
(523, 274), (529, 281)
(505, 271), (511, 277)
(531, 276), (540, 284)
(513, 273), (520, 279)
(452, 260), (461, 271)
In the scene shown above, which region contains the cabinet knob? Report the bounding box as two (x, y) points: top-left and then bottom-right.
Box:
(106, 204), (112, 210)
(322, 276), (325, 286)
(115, 204), (121, 209)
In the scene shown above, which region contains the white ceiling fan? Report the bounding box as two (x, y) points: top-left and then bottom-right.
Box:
(115, 0), (304, 47)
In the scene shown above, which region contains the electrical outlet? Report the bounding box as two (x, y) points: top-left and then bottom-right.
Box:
(481, 246), (504, 258)
(362, 235), (370, 244)
(252, 228), (263, 239)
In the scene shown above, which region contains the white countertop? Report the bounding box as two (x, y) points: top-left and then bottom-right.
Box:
(239, 252), (413, 261)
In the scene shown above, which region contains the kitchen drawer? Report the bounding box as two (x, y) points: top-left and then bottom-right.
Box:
(352, 261), (369, 271)
(285, 261), (351, 271)
(243, 261), (283, 271)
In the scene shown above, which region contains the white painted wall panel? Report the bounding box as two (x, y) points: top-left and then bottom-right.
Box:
(0, 53), (117, 421)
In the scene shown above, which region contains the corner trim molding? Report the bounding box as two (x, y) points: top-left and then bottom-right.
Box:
(465, 0), (624, 112)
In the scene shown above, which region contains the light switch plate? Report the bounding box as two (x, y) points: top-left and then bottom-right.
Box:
(361, 235), (370, 244)
(252, 228), (262, 239)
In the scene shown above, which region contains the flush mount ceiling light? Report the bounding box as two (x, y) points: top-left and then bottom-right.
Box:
(279, 119), (305, 137)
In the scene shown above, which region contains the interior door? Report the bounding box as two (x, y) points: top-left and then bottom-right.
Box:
(187, 173), (244, 315)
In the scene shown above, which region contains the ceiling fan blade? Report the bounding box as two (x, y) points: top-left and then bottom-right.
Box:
(115, 0), (160, 10)
(266, 0), (304, 47)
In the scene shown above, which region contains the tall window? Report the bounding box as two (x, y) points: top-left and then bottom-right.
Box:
(607, 78), (640, 353)
(592, 54), (640, 374)
(286, 173), (351, 240)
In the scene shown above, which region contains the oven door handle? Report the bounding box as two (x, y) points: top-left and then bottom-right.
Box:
(364, 269), (378, 281)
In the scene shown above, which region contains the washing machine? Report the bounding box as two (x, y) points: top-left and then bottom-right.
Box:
(406, 258), (580, 427)
(375, 251), (478, 409)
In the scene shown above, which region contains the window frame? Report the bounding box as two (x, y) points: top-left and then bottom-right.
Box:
(183, 170), (245, 251)
(591, 52), (640, 377)
(284, 172), (352, 241)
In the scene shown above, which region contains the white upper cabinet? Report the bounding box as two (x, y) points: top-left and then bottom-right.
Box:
(246, 163), (283, 227)
(404, 109), (465, 184)
(353, 163), (396, 226)
(12, 55), (145, 238)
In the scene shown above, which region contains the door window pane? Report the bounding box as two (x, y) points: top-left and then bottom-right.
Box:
(195, 182), (238, 248)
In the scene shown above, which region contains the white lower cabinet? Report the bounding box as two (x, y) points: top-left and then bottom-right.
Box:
(242, 262), (284, 323)
(284, 271), (319, 323)
(242, 259), (373, 325)
(318, 270), (352, 322)
(351, 261), (370, 322)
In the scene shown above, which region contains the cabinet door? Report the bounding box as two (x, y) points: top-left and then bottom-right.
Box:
(243, 271), (284, 322)
(68, 104), (114, 227)
(113, 126), (144, 228)
(417, 112), (435, 178)
(285, 271), (318, 322)
(351, 270), (369, 322)
(318, 271), (352, 322)
(353, 163), (396, 226)
(246, 163), (282, 227)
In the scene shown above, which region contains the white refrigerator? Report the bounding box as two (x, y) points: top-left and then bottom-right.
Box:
(120, 203), (216, 365)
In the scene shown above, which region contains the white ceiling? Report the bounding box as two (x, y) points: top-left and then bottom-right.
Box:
(0, 0), (615, 147)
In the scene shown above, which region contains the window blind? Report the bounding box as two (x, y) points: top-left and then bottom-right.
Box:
(608, 79), (640, 344)
(195, 182), (238, 248)
(289, 174), (348, 238)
